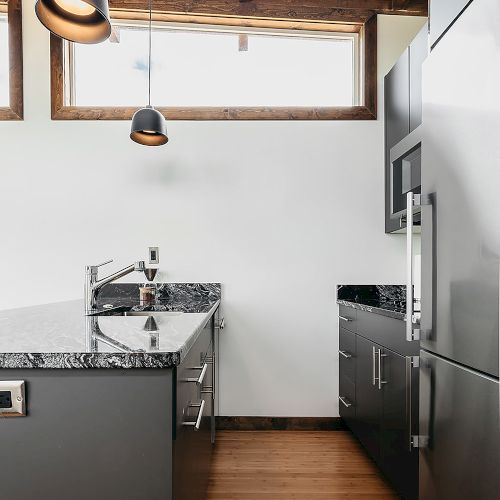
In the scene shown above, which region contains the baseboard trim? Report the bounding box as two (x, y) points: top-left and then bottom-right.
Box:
(215, 416), (347, 431)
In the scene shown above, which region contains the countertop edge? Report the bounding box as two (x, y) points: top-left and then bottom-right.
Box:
(337, 300), (406, 321)
(177, 300), (221, 365)
(0, 300), (221, 369)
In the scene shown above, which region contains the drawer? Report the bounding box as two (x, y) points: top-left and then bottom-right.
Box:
(196, 319), (213, 363)
(338, 305), (357, 332)
(175, 320), (213, 433)
(339, 327), (356, 383)
(339, 374), (355, 420)
(356, 308), (419, 356)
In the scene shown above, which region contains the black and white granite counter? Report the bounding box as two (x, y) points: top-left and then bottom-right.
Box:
(337, 285), (407, 321)
(0, 283), (220, 369)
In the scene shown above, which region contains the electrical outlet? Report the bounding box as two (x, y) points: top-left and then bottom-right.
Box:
(0, 391), (12, 408)
(149, 246), (159, 265)
(0, 381), (25, 417)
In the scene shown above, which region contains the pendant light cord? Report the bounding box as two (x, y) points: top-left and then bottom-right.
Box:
(148, 0), (152, 106)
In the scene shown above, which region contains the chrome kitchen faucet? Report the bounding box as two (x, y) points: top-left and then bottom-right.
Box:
(84, 259), (146, 314)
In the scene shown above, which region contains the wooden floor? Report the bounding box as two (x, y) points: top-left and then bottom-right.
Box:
(207, 431), (399, 500)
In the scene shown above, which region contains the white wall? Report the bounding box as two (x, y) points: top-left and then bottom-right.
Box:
(0, 3), (425, 416)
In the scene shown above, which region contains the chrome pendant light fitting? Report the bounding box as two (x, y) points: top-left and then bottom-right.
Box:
(35, 0), (111, 44)
(130, 0), (168, 146)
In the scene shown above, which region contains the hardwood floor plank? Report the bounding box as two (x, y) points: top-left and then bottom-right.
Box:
(207, 431), (399, 499)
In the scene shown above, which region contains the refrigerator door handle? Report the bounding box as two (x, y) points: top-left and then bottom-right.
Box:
(417, 354), (433, 450)
(406, 191), (419, 342)
(406, 355), (422, 450)
(372, 345), (377, 386)
(378, 349), (388, 390)
(406, 192), (432, 342)
(406, 356), (412, 450)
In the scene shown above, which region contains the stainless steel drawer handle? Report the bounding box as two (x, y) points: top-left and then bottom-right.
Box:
(339, 396), (352, 408)
(183, 400), (206, 431)
(338, 350), (352, 359)
(186, 363), (208, 385)
(338, 315), (352, 322)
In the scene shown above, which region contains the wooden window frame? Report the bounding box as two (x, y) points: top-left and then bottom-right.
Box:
(0, 0), (23, 120)
(50, 10), (377, 121)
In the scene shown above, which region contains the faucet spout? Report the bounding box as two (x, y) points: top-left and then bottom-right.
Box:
(85, 260), (146, 314)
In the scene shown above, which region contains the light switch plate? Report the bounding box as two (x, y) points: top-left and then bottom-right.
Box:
(0, 380), (26, 417)
(148, 246), (159, 265)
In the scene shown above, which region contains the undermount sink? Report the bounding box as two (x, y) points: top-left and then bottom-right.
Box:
(89, 307), (183, 317)
(116, 311), (183, 317)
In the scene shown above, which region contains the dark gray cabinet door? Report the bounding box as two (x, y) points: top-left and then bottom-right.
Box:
(353, 335), (382, 464)
(385, 48), (410, 233)
(339, 327), (356, 382)
(430, 0), (472, 47)
(339, 327), (356, 426)
(0, 370), (174, 500)
(380, 349), (418, 500)
(173, 321), (214, 500)
(409, 24), (428, 132)
(385, 48), (410, 149)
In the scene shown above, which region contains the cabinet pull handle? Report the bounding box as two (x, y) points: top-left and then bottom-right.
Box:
(338, 350), (352, 359)
(339, 396), (352, 408)
(183, 400), (206, 431)
(185, 363), (208, 385)
(339, 315), (352, 322)
(372, 346), (377, 385)
(378, 349), (388, 390)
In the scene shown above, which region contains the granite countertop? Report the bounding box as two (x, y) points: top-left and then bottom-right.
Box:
(336, 285), (408, 321)
(0, 283), (220, 369)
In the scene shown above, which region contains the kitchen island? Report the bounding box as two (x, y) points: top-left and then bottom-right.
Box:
(0, 283), (221, 500)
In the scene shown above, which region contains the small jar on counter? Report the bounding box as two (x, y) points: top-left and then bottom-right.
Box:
(139, 285), (156, 306)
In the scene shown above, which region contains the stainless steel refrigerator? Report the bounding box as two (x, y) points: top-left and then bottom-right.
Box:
(415, 0), (500, 498)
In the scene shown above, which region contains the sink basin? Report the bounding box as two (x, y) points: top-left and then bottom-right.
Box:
(89, 307), (183, 317)
(118, 311), (183, 317)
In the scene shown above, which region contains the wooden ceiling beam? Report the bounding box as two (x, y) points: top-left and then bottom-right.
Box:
(109, 1), (427, 24)
(390, 0), (428, 16)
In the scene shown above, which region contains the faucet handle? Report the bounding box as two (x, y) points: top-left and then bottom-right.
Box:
(86, 259), (113, 276)
(96, 259), (113, 268)
(134, 261), (145, 272)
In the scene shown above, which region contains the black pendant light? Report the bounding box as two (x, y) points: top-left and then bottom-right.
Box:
(35, 0), (111, 44)
(130, 0), (168, 146)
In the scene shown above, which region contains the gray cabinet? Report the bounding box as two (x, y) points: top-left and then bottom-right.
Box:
(353, 335), (382, 464)
(338, 327), (356, 428)
(430, 0), (472, 48)
(409, 25), (428, 132)
(173, 315), (216, 500)
(338, 308), (419, 499)
(384, 25), (428, 233)
(380, 349), (418, 500)
(385, 49), (410, 151)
